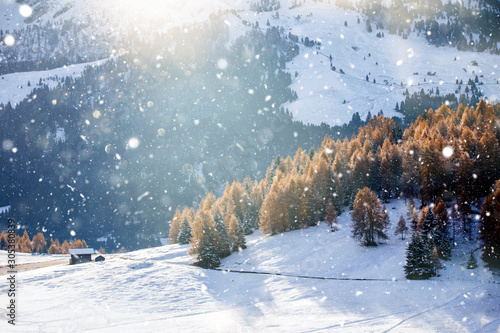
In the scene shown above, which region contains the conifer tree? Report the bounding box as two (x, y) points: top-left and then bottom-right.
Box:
(241, 206), (257, 235)
(20, 230), (32, 253)
(168, 208), (183, 244)
(351, 187), (389, 246)
(228, 215), (246, 252)
(266, 155), (282, 189)
(450, 204), (459, 245)
(307, 154), (332, 224)
(420, 207), (451, 260)
(432, 246), (443, 275)
(479, 181), (500, 268)
(229, 181), (248, 225)
(380, 155), (392, 202)
(466, 250), (478, 269)
(213, 211), (231, 258)
(325, 201), (338, 229)
(189, 210), (220, 268)
(404, 231), (436, 279)
(47, 243), (62, 254)
(61, 240), (70, 254)
(177, 217), (192, 245)
(419, 208), (439, 236)
(0, 232), (7, 250)
(395, 215), (409, 240)
(407, 197), (419, 232)
(331, 174), (344, 214)
(259, 184), (290, 235)
(32, 232), (47, 253)
(433, 197), (448, 232)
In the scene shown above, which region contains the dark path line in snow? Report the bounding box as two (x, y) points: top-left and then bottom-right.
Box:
(382, 285), (483, 332)
(301, 309), (414, 333)
(213, 268), (397, 282)
(478, 317), (500, 332)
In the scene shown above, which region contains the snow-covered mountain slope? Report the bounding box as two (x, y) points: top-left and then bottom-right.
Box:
(243, 2), (500, 125)
(0, 58), (108, 106)
(2, 0), (499, 125)
(1, 199), (498, 332)
(1, 0), (241, 32)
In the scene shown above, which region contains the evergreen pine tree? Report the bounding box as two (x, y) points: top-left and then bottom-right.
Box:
(189, 210), (220, 269)
(228, 215), (246, 252)
(196, 226), (221, 268)
(432, 198), (452, 260)
(404, 231), (436, 279)
(177, 217), (192, 245)
(433, 228), (452, 260)
(213, 211), (231, 258)
(479, 181), (500, 268)
(419, 208), (439, 236)
(241, 204), (258, 235)
(466, 250), (478, 269)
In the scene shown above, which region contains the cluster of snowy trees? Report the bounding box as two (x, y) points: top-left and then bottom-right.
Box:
(0, 18), (113, 75)
(250, 0), (281, 12)
(0, 230), (93, 254)
(350, 0), (500, 54)
(402, 197), (452, 279)
(399, 80), (484, 124)
(175, 100), (500, 272)
(169, 181), (263, 268)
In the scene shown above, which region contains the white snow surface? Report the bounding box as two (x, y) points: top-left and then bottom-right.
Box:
(1, 199), (498, 332)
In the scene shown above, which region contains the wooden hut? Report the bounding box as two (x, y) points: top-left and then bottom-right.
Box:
(69, 248), (95, 265)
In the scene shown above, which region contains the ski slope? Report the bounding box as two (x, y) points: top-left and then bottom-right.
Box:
(1, 199), (498, 332)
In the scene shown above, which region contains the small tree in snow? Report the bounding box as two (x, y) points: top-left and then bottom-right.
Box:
(395, 215), (409, 240)
(466, 250), (478, 269)
(325, 201), (338, 230)
(407, 197), (419, 232)
(404, 231), (436, 279)
(177, 217), (192, 245)
(189, 210), (220, 268)
(228, 215), (246, 252)
(213, 211), (231, 258)
(351, 187), (389, 246)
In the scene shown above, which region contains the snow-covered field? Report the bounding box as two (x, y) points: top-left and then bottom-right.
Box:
(1, 199), (498, 332)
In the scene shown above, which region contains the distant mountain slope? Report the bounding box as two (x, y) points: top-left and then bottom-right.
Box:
(2, 0), (498, 125)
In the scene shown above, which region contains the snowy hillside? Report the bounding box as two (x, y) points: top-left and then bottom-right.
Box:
(1, 200), (498, 332)
(0, 0), (240, 32)
(2, 0), (499, 124)
(0, 58), (109, 106)
(243, 1), (500, 125)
